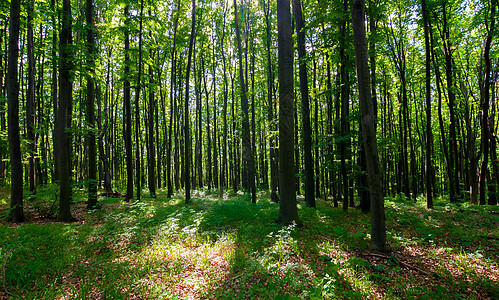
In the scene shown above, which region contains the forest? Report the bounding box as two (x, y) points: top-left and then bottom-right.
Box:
(0, 0), (498, 298)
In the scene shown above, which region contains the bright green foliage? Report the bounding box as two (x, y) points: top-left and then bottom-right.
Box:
(0, 190), (498, 298)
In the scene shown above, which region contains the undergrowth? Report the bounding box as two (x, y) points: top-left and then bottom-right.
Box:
(0, 188), (497, 299)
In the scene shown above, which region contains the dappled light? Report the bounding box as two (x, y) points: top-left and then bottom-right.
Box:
(1, 190), (498, 298)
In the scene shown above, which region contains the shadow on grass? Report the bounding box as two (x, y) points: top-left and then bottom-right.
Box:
(0, 190), (498, 299)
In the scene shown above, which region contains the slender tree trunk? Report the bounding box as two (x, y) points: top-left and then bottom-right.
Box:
(57, 0), (75, 221)
(147, 46), (156, 198)
(167, 0), (180, 198)
(134, 0), (145, 201)
(211, 40), (218, 189)
(201, 52), (212, 190)
(313, 57), (320, 198)
(0, 19), (5, 184)
(98, 59), (112, 193)
(7, 0), (25, 222)
(489, 84), (498, 205)
(194, 54), (203, 188)
(234, 0), (256, 203)
(340, 0), (350, 210)
(221, 8), (228, 197)
(352, 0), (385, 251)
(124, 5), (133, 201)
(441, 4), (460, 202)
(184, 0), (196, 203)
(277, 0), (300, 225)
(480, 0), (496, 205)
(293, 0), (315, 207)
(26, 0), (36, 193)
(86, 0), (98, 208)
(263, 0), (279, 203)
(51, 0), (59, 183)
(421, 0), (433, 208)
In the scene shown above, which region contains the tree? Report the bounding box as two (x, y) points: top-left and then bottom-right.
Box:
(167, 0), (181, 198)
(86, 0), (98, 209)
(124, 4), (133, 202)
(276, 0), (300, 225)
(26, 0), (36, 193)
(263, 0), (279, 203)
(421, 0), (433, 208)
(480, 0), (497, 205)
(56, 0), (75, 222)
(135, 0), (145, 201)
(184, 0), (197, 203)
(352, 0), (386, 251)
(293, 0), (315, 208)
(234, 0), (256, 204)
(7, 0), (24, 223)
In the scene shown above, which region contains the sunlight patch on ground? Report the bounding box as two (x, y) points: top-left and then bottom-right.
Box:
(132, 232), (236, 299)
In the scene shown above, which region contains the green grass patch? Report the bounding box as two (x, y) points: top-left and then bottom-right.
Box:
(0, 189), (497, 299)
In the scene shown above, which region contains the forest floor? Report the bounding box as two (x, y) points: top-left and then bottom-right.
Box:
(0, 187), (498, 299)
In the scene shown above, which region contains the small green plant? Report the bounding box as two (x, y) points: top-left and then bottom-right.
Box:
(26, 184), (59, 218)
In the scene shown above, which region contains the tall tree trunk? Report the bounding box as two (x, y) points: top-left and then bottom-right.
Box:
(26, 0), (36, 193)
(263, 0), (279, 203)
(479, 0), (496, 205)
(441, 4), (460, 202)
(221, 8), (228, 196)
(234, 0), (256, 203)
(0, 17), (5, 184)
(421, 0), (433, 208)
(147, 46), (156, 198)
(352, 0), (385, 251)
(124, 5), (133, 201)
(340, 0), (350, 210)
(184, 0), (196, 203)
(134, 0), (145, 201)
(57, 0), (75, 221)
(489, 80), (498, 206)
(202, 52), (212, 190)
(86, 0), (98, 208)
(51, 0), (59, 183)
(211, 40), (218, 189)
(277, 0), (300, 225)
(98, 55), (112, 193)
(194, 54), (203, 188)
(146, 12), (157, 198)
(167, 0), (180, 198)
(293, 0), (315, 207)
(313, 57), (320, 199)
(7, 0), (25, 222)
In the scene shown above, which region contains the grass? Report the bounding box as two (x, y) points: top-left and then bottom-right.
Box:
(0, 188), (498, 299)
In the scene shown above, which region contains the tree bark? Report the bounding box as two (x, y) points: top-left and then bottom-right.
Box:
(263, 0), (279, 203)
(124, 4), (133, 201)
(480, 0), (496, 205)
(352, 0), (386, 251)
(167, 0), (180, 198)
(57, 0), (75, 221)
(26, 0), (36, 193)
(340, 0), (350, 210)
(421, 0), (433, 208)
(86, 0), (98, 209)
(7, 0), (25, 222)
(277, 0), (300, 225)
(184, 0), (196, 203)
(234, 0), (256, 203)
(135, 0), (145, 201)
(292, 0), (315, 208)
(147, 44), (156, 198)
